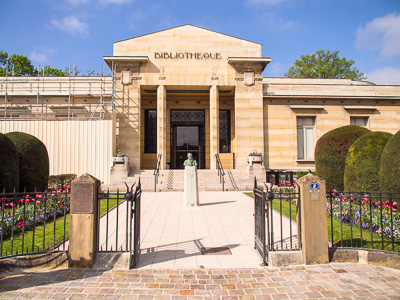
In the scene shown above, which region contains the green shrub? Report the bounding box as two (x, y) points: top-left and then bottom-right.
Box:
(344, 131), (393, 191)
(315, 125), (370, 191)
(380, 130), (400, 192)
(48, 174), (77, 190)
(296, 171), (316, 179)
(0, 133), (19, 192)
(6, 132), (49, 192)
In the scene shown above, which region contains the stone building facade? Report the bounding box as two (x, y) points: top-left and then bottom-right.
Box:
(1, 25), (399, 183)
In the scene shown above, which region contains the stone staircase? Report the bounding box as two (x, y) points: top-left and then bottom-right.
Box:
(107, 165), (266, 192)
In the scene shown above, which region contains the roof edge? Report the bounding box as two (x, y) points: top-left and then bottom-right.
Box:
(114, 24), (262, 46)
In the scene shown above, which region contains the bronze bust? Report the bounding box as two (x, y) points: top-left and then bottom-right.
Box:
(183, 153), (197, 167)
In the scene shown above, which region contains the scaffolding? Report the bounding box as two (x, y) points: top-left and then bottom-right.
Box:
(0, 61), (114, 121)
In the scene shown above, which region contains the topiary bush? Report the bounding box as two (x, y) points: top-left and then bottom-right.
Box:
(0, 133), (20, 192)
(315, 125), (370, 191)
(380, 130), (400, 192)
(344, 131), (393, 191)
(6, 132), (49, 192)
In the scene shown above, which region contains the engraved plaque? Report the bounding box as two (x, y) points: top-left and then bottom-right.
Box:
(71, 182), (94, 214)
(311, 190), (319, 201)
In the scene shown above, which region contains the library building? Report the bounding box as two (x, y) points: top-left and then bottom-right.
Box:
(1, 25), (399, 190)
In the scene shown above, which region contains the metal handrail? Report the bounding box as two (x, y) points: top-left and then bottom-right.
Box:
(215, 154), (225, 191)
(154, 154), (162, 192)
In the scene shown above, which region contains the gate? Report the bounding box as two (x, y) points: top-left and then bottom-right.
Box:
(97, 179), (141, 268)
(254, 179), (267, 265)
(131, 179), (141, 268)
(254, 178), (301, 266)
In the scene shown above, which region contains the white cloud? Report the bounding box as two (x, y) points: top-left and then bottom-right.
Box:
(66, 0), (90, 5)
(246, 0), (287, 5)
(267, 61), (286, 76)
(30, 52), (48, 64)
(51, 15), (89, 37)
(356, 13), (400, 58)
(30, 47), (56, 65)
(366, 66), (400, 85)
(100, 0), (134, 4)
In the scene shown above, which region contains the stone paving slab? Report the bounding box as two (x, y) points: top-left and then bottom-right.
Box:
(1, 263), (400, 299)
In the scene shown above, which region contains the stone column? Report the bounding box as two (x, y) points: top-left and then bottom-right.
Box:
(157, 84), (167, 169)
(113, 63), (141, 170)
(234, 76), (264, 169)
(68, 174), (100, 268)
(210, 84), (219, 169)
(296, 174), (329, 264)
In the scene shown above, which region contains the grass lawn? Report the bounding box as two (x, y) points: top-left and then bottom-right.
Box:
(246, 192), (297, 221)
(245, 192), (400, 252)
(1, 193), (126, 257)
(1, 214), (70, 256)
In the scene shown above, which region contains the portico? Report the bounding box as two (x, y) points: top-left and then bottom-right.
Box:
(104, 24), (271, 171)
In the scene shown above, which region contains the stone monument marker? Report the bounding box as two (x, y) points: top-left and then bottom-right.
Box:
(183, 153), (199, 206)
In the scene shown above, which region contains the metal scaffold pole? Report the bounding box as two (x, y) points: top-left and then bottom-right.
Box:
(36, 62), (40, 120)
(4, 61), (8, 119)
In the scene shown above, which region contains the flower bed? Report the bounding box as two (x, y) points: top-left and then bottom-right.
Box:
(327, 190), (400, 241)
(1, 186), (70, 240)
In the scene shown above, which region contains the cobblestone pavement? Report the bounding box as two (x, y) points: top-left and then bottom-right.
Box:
(1, 263), (400, 299)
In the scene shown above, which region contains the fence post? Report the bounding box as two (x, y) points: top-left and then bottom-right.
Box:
(296, 174), (329, 264)
(68, 173), (100, 268)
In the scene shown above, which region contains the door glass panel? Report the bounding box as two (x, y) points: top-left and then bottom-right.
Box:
(174, 126), (200, 169)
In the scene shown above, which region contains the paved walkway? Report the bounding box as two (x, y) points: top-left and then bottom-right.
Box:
(1, 263), (400, 299)
(2, 191), (400, 299)
(98, 191), (297, 269)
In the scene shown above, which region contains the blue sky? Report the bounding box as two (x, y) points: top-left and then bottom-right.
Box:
(1, 0), (399, 84)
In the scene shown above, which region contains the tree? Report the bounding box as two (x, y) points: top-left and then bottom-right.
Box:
(41, 66), (67, 77)
(0, 50), (35, 76)
(0, 50), (67, 77)
(285, 50), (366, 81)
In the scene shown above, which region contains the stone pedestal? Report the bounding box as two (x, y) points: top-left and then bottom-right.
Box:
(69, 174), (100, 268)
(184, 166), (199, 206)
(296, 174), (329, 265)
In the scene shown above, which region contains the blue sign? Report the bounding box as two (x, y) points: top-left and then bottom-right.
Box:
(310, 182), (320, 190)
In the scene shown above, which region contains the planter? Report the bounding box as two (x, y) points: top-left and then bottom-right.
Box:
(113, 156), (126, 164)
(247, 155), (263, 166)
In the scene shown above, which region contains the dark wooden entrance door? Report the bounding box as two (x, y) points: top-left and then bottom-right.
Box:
(170, 110), (205, 169)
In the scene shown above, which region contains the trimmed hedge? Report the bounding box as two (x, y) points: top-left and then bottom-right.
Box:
(6, 132), (49, 192)
(0, 133), (20, 192)
(380, 130), (400, 192)
(315, 125), (370, 191)
(48, 174), (77, 190)
(344, 131), (393, 191)
(296, 171), (316, 179)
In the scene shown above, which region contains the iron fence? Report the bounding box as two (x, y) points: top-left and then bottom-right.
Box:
(327, 190), (400, 253)
(0, 188), (70, 258)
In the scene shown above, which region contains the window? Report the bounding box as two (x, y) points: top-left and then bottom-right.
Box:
(145, 110), (157, 153)
(219, 110), (231, 153)
(297, 117), (315, 160)
(350, 116), (368, 127)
